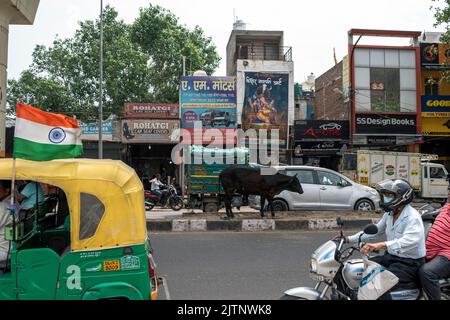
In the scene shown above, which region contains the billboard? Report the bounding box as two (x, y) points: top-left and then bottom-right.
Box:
(121, 119), (180, 144)
(123, 103), (179, 119)
(421, 96), (450, 117)
(241, 72), (289, 148)
(179, 76), (237, 134)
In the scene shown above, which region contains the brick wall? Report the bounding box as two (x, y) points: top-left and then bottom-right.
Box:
(314, 61), (348, 120)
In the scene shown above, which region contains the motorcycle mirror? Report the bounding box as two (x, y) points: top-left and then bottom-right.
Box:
(363, 224), (378, 235)
(336, 217), (344, 227)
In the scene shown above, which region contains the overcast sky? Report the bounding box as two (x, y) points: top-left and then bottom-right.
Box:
(7, 0), (443, 83)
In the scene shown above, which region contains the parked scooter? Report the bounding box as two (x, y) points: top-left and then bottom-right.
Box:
(280, 217), (450, 300)
(145, 183), (184, 211)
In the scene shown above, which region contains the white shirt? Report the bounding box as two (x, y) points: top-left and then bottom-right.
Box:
(348, 204), (426, 259)
(0, 195), (12, 254)
(150, 178), (164, 191)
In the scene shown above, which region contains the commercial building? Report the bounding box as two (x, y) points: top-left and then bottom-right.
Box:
(417, 32), (450, 167)
(348, 29), (422, 152)
(226, 22), (294, 163)
(0, 0), (40, 156)
(120, 103), (180, 183)
(314, 29), (424, 154)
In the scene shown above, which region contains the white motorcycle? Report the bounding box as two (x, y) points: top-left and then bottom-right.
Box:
(281, 217), (450, 300)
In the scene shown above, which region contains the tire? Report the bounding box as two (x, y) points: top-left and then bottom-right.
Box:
(169, 197), (184, 211)
(271, 199), (289, 212)
(354, 199), (375, 212)
(203, 203), (219, 213)
(279, 294), (307, 300)
(145, 201), (155, 211)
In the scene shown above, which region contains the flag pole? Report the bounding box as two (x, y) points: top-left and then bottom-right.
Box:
(98, 0), (104, 159)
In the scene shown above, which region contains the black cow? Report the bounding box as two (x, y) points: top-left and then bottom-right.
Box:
(219, 166), (304, 219)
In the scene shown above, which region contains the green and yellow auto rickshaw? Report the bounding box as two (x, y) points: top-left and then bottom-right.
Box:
(0, 158), (158, 300)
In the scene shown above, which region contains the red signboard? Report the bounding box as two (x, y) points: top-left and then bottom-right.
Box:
(123, 103), (179, 119)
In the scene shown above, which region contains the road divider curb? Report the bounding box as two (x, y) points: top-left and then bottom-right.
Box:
(147, 218), (376, 232)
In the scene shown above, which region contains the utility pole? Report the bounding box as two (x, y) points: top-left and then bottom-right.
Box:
(98, 0), (104, 159)
(183, 56), (186, 76)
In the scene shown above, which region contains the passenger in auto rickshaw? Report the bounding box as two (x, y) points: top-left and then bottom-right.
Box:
(0, 180), (12, 263)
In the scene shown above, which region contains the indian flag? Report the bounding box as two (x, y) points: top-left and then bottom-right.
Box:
(14, 103), (83, 161)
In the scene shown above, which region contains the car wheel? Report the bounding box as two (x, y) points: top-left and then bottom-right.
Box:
(355, 199), (374, 211)
(271, 200), (289, 212)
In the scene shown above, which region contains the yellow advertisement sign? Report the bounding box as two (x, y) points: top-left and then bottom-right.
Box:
(422, 117), (450, 136)
(422, 112), (450, 118)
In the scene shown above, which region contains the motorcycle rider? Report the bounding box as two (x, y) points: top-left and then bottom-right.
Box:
(418, 183), (450, 300)
(344, 179), (426, 300)
(150, 174), (165, 202)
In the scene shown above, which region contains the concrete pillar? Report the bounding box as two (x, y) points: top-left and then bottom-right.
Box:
(0, 10), (9, 157)
(0, 0), (40, 157)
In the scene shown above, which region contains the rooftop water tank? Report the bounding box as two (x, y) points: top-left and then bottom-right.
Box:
(233, 19), (247, 30)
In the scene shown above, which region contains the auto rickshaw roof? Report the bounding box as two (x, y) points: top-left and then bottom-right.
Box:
(0, 158), (147, 252)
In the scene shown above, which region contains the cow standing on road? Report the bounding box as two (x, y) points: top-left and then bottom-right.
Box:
(219, 167), (304, 219)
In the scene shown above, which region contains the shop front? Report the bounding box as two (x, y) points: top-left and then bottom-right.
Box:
(293, 120), (349, 170)
(420, 96), (450, 168)
(121, 104), (180, 185)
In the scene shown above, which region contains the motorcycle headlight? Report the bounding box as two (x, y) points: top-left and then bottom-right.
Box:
(310, 258), (317, 273)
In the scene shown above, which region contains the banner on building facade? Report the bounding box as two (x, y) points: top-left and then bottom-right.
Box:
(123, 103), (179, 119)
(121, 119), (180, 144)
(342, 55), (350, 102)
(241, 72), (289, 148)
(422, 117), (450, 137)
(79, 116), (114, 141)
(293, 141), (343, 157)
(367, 136), (397, 145)
(421, 43), (450, 69)
(421, 96), (450, 117)
(294, 120), (349, 141)
(179, 76), (237, 131)
(355, 114), (417, 135)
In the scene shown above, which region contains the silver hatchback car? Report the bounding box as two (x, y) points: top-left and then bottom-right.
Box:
(249, 165), (380, 212)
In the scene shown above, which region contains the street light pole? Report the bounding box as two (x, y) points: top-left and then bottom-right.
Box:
(98, 0), (104, 159)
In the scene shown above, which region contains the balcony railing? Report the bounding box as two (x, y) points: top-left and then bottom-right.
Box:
(235, 45), (293, 62)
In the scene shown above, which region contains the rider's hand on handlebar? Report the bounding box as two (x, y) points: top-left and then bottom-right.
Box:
(360, 242), (387, 255)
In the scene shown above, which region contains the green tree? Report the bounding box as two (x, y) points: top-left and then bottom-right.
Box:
(131, 4), (221, 102)
(7, 5), (220, 121)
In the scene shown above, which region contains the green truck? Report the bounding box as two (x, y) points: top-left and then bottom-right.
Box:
(184, 146), (251, 213)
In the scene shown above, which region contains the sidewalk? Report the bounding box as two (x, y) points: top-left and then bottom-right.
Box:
(146, 208), (382, 232)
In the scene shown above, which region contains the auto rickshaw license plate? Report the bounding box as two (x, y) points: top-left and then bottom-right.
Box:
(104, 260), (121, 271)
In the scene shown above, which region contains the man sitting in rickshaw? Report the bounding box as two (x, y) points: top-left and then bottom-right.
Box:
(0, 180), (12, 263)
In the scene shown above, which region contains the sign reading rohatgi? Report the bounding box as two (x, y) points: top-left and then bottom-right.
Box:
(122, 119), (180, 144)
(241, 72), (289, 148)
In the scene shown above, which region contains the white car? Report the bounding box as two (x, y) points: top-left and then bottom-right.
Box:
(249, 165), (380, 212)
